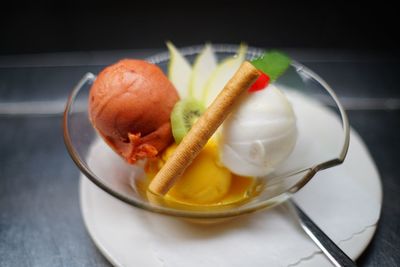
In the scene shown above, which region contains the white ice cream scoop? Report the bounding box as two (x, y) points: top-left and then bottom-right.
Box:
(220, 84), (297, 177)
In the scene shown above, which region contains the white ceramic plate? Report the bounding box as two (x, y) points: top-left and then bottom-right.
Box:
(80, 92), (382, 267)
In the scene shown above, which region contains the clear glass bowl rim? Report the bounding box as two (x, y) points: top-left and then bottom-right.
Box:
(63, 44), (350, 219)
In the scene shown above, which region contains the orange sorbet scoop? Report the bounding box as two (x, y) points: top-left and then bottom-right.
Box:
(89, 59), (180, 164)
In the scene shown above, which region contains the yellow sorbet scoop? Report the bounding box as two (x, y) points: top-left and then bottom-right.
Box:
(148, 140), (231, 205)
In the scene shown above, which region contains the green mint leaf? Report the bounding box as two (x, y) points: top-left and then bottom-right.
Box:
(251, 50), (291, 81)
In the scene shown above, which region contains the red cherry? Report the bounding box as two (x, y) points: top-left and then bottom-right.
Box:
(249, 71), (270, 92)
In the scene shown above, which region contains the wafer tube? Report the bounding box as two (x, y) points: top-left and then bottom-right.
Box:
(148, 61), (260, 196)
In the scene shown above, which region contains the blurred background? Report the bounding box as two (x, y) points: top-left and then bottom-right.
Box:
(0, 1), (398, 54)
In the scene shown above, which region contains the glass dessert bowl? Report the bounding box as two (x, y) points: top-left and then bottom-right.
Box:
(63, 44), (349, 220)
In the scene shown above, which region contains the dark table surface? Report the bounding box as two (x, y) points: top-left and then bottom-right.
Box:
(0, 48), (399, 266)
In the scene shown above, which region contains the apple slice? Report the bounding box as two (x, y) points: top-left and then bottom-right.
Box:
(202, 44), (248, 107)
(166, 41), (192, 99)
(188, 43), (217, 101)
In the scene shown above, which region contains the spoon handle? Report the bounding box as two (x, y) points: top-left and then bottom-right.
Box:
(289, 200), (358, 267)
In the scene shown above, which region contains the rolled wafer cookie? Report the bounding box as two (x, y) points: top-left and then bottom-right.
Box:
(148, 61), (260, 196)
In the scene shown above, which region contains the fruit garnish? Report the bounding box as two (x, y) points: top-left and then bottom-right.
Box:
(248, 71), (270, 92)
(149, 44), (292, 196)
(166, 41), (192, 98)
(170, 98), (205, 143)
(250, 50), (291, 82)
(189, 43), (217, 101)
(202, 43), (248, 107)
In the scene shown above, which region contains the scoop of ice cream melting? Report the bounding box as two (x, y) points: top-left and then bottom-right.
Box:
(146, 140), (232, 205)
(89, 59), (179, 164)
(166, 140), (232, 204)
(220, 84), (297, 177)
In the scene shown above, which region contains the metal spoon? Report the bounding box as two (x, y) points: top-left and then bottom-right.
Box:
(288, 200), (358, 267)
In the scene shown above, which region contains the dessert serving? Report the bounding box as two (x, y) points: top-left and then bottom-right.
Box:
(87, 43), (298, 208)
(64, 43), (350, 219)
(62, 44), (373, 267)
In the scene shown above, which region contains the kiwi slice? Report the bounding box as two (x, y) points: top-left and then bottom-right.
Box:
(171, 98), (205, 143)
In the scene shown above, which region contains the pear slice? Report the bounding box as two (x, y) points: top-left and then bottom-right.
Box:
(202, 44), (248, 107)
(166, 41), (192, 99)
(188, 43), (217, 102)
